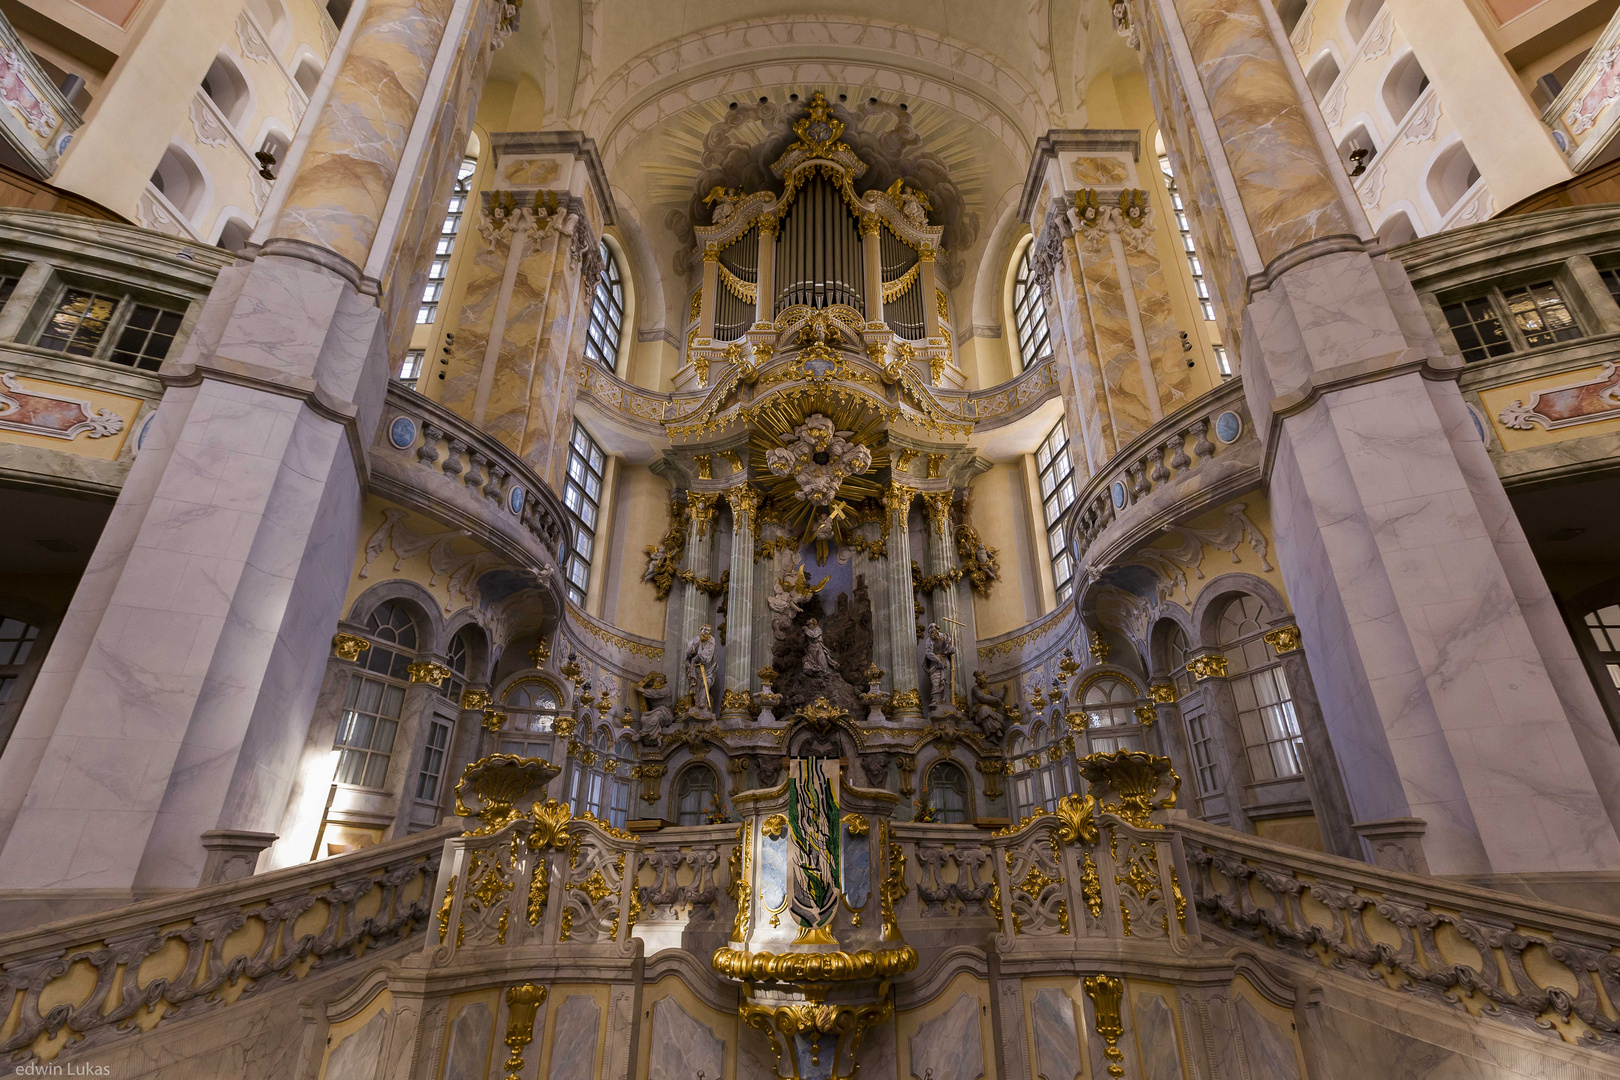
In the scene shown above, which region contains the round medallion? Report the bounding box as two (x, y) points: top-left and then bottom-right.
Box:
(388, 415), (417, 449)
(508, 485), (527, 516)
(1214, 410), (1243, 444)
(1110, 480), (1127, 510)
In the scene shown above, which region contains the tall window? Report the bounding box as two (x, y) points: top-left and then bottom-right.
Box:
(562, 422), (605, 605)
(1158, 149), (1216, 322)
(0, 615), (40, 720)
(497, 678), (562, 757)
(1165, 624), (1224, 804)
(584, 239), (625, 370)
(440, 630), (469, 703)
(1080, 675), (1146, 754)
(396, 349), (425, 389)
(35, 289), (185, 371)
(418, 157), (477, 324)
(1012, 242), (1051, 369)
(334, 601), (418, 789)
(1217, 595), (1305, 781)
(1036, 419), (1077, 602)
(675, 764), (719, 826)
(567, 730), (633, 828)
(1584, 604), (1620, 692)
(927, 761), (971, 824)
(414, 718), (452, 803)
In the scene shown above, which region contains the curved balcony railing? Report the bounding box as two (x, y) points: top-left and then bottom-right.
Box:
(373, 384), (569, 573)
(0, 824), (449, 1070)
(1067, 378), (1260, 576)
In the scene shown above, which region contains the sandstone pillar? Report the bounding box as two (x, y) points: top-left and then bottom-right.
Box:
(1135, 0), (1620, 876)
(0, 0), (509, 895)
(922, 492), (966, 706)
(680, 493), (719, 711)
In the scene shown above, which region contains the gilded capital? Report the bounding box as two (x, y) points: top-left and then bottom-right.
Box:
(687, 491), (719, 538)
(884, 483), (917, 516)
(462, 688), (492, 710)
(922, 491), (952, 536)
(1263, 625), (1302, 654)
(1186, 653), (1228, 681)
(331, 633), (370, 662)
(725, 484), (762, 518)
(408, 661), (452, 686)
(1148, 680), (1176, 704)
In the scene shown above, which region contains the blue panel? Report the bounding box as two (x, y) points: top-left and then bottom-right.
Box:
(1214, 410), (1243, 444)
(841, 824), (870, 910)
(388, 415), (417, 449)
(508, 484), (527, 515)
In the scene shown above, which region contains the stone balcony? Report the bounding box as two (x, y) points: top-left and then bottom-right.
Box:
(371, 382), (570, 578)
(1067, 377), (1261, 578)
(0, 209), (231, 497)
(1393, 204), (1620, 490)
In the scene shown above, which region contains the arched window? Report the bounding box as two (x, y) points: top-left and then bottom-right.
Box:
(419, 156), (477, 325)
(201, 55), (250, 128)
(606, 738), (634, 829)
(675, 764), (719, 826)
(1012, 241), (1052, 370)
(1375, 212), (1418, 247)
(1428, 142), (1481, 218)
(1010, 720), (1075, 819)
(498, 678), (561, 756)
(293, 57), (322, 97)
(1306, 54), (1341, 101)
(1163, 624), (1224, 806)
(927, 761), (971, 824)
(1156, 134), (1218, 326)
(440, 629), (471, 703)
(1080, 675), (1145, 754)
(1036, 418), (1077, 601)
(1346, 0), (1387, 43)
(584, 240), (625, 370)
(216, 217), (252, 253)
(1382, 53), (1430, 125)
(333, 601), (419, 789)
(150, 146), (207, 220)
(1217, 595), (1305, 780)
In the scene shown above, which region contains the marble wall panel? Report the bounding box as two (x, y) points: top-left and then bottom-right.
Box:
(325, 1008), (390, 1080)
(1030, 987), (1083, 1080)
(1078, 230), (1157, 448)
(547, 995), (600, 1080)
(1171, 0), (1354, 266)
(1124, 235), (1196, 417)
(519, 234), (584, 479)
(1133, 993), (1185, 1080)
(1234, 997), (1299, 1080)
(439, 228), (514, 422)
(908, 992), (986, 1080)
(862, 1015), (899, 1080)
(483, 229), (560, 451)
(272, 0), (456, 269)
(444, 1002), (494, 1080)
(1055, 241), (1116, 468)
(648, 997), (724, 1080)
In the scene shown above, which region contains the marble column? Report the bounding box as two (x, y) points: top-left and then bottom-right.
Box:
(680, 493), (718, 710)
(1137, 0), (1620, 875)
(720, 485), (760, 722)
(1071, 208), (1157, 450)
(919, 252), (941, 338)
(0, 0), (506, 893)
(1034, 228), (1111, 474)
(885, 484), (922, 719)
(921, 492), (965, 705)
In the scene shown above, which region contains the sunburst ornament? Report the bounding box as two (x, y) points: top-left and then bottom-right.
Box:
(765, 414), (873, 506)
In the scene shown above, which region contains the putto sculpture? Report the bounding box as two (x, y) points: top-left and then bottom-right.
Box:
(765, 413), (873, 506)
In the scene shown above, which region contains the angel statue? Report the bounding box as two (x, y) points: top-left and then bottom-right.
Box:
(885, 178), (932, 226)
(703, 185), (746, 226)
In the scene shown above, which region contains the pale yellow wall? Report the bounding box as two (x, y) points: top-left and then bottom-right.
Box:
(970, 460), (1044, 638)
(605, 464), (670, 640)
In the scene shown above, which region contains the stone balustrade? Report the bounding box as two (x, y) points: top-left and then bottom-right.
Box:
(1180, 818), (1620, 1056)
(373, 383), (569, 572)
(0, 824), (449, 1070)
(1068, 378), (1259, 574)
(955, 355), (1059, 427)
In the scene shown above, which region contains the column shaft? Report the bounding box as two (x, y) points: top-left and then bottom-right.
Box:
(861, 219), (884, 323)
(721, 487), (759, 719)
(885, 485), (921, 716)
(923, 493), (965, 704)
(757, 224), (777, 324)
(680, 493), (718, 706)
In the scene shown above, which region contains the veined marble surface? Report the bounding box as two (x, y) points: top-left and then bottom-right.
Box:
(443, 1002), (493, 1080)
(1030, 987), (1082, 1080)
(647, 997), (724, 1080)
(547, 995), (599, 1080)
(908, 992), (986, 1080)
(1134, 993), (1184, 1080)
(326, 1009), (390, 1080)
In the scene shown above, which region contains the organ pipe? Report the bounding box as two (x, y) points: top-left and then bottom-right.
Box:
(773, 175), (864, 313)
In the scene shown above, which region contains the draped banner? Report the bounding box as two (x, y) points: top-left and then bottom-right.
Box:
(787, 757), (842, 940)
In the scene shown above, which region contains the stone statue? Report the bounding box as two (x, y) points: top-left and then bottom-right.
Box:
(885, 178), (932, 225)
(767, 563), (827, 644)
(632, 671), (674, 741)
(922, 622), (955, 717)
(685, 625), (718, 717)
(764, 414), (873, 506)
(703, 185), (745, 226)
(802, 618), (833, 673)
(969, 671), (1008, 743)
